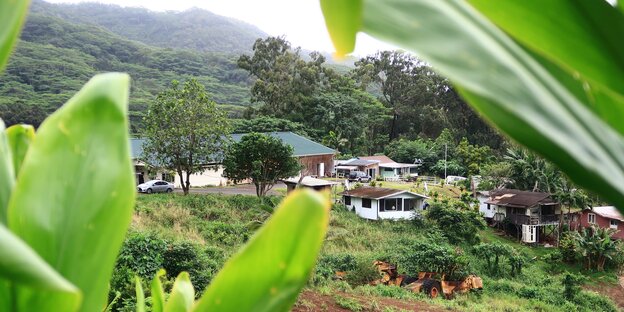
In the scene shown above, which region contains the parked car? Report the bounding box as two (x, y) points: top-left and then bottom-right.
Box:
(348, 171), (372, 182)
(137, 180), (174, 194)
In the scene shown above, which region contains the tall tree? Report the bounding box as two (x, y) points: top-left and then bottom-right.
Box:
(222, 133), (301, 197)
(237, 37), (326, 121)
(143, 79), (230, 195)
(352, 51), (423, 140)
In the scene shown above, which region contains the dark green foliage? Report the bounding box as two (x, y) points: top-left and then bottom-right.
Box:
(162, 241), (216, 295)
(352, 51), (503, 147)
(571, 226), (620, 271)
(472, 242), (511, 276)
(116, 232), (168, 279)
(109, 232), (168, 308)
(222, 132), (301, 197)
(237, 37), (391, 156)
(402, 240), (468, 279)
(472, 242), (526, 277)
(231, 116), (309, 136)
(425, 201), (486, 245)
(561, 272), (584, 301)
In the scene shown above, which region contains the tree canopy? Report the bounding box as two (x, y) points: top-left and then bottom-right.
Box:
(142, 79), (230, 195)
(222, 133), (301, 197)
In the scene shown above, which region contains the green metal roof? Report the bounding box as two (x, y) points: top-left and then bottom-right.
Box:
(230, 132), (336, 157)
(130, 132), (335, 160)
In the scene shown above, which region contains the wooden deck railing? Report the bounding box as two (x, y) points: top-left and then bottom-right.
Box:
(507, 214), (560, 225)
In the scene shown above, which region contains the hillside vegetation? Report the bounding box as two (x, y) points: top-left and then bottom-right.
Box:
(112, 193), (621, 312)
(0, 4), (257, 132)
(30, 0), (266, 54)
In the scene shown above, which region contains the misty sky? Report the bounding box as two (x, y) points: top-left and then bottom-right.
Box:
(43, 0), (398, 57)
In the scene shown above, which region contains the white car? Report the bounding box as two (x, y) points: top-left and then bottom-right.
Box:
(137, 180), (174, 194)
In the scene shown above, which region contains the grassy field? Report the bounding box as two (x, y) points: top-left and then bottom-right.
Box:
(117, 192), (621, 312)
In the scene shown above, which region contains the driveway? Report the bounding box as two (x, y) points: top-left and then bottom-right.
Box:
(175, 182), (286, 196)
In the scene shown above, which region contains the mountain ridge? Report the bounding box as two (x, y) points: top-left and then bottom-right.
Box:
(31, 0), (268, 54)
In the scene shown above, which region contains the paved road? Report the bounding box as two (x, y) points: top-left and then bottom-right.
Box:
(174, 182), (287, 196)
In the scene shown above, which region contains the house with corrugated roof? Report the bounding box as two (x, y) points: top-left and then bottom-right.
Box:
(341, 186), (428, 220)
(571, 206), (624, 240)
(335, 155), (419, 180)
(486, 189), (561, 243)
(131, 132), (336, 187)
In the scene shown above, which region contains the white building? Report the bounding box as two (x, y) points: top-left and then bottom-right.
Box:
(475, 190), (496, 219)
(341, 187), (428, 220)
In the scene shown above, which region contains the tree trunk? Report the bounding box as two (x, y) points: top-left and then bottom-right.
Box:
(389, 113), (399, 140)
(255, 182), (262, 197)
(176, 168), (188, 195)
(184, 171), (191, 195)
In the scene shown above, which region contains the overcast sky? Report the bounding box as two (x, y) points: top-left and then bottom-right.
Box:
(43, 0), (398, 57)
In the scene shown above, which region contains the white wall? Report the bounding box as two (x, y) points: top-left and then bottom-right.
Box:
(174, 166), (227, 187)
(477, 194), (496, 219)
(351, 197), (378, 220)
(349, 193), (426, 220)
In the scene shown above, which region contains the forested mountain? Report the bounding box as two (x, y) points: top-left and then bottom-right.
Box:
(29, 0), (267, 54)
(0, 7), (255, 132)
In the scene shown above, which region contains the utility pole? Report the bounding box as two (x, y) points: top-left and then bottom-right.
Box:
(444, 143), (448, 184)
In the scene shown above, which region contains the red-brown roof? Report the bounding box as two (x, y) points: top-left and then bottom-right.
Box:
(341, 186), (426, 199)
(486, 189), (556, 208)
(358, 155), (396, 164)
(591, 206), (624, 222)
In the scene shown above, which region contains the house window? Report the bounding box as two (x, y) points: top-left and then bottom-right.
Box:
(404, 199), (415, 211)
(362, 198), (371, 208)
(380, 198), (403, 212)
(344, 196), (351, 206)
(611, 219), (618, 229)
(588, 213), (596, 224)
(384, 168), (393, 172)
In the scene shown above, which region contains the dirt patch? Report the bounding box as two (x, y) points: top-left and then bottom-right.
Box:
(292, 290), (448, 312)
(584, 280), (624, 310)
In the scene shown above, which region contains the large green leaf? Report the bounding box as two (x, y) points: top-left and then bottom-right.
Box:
(320, 0), (362, 57)
(7, 73), (135, 312)
(6, 124), (35, 178)
(0, 223), (81, 311)
(0, 120), (14, 224)
(164, 272), (194, 312)
(194, 189), (330, 312)
(467, 0), (624, 134)
(0, 0), (30, 71)
(321, 0), (624, 210)
(151, 269), (166, 312)
(135, 277), (146, 312)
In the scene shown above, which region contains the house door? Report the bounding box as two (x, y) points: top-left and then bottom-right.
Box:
(367, 168), (376, 178)
(318, 163), (325, 177)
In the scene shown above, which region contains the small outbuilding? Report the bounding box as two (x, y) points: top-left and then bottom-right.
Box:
(341, 187), (428, 220)
(282, 176), (339, 194)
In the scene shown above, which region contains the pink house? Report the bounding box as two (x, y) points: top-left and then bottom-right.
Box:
(571, 206), (624, 240)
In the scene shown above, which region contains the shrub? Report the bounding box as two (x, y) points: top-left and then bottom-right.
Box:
(403, 240), (468, 279)
(425, 201), (486, 244)
(573, 291), (618, 312)
(109, 232), (168, 308)
(163, 240), (216, 295)
(116, 232), (168, 278)
(345, 256), (381, 286)
(472, 242), (512, 276)
(561, 272), (584, 301)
